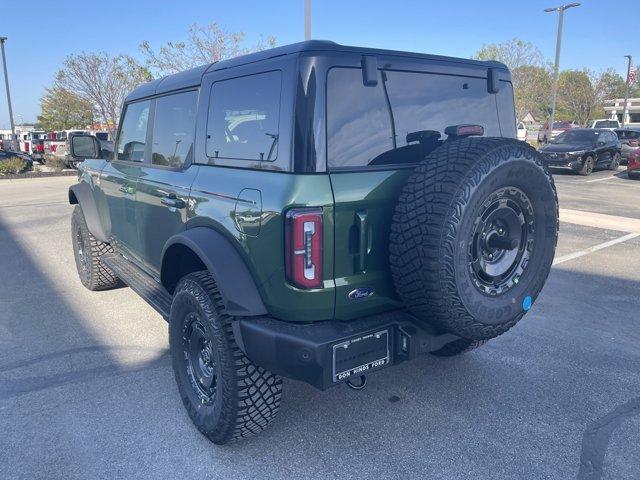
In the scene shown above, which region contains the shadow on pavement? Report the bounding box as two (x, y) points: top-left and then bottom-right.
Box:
(0, 207), (639, 479)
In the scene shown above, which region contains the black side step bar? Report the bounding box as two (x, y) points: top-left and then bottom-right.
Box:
(101, 253), (172, 319)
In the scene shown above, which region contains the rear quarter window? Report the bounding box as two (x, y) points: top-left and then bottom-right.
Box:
(326, 67), (504, 170)
(205, 71), (282, 162)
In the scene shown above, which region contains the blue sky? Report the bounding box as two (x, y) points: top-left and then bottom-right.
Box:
(1, 0), (638, 126)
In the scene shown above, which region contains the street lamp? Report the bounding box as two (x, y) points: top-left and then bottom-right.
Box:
(544, 3), (580, 137)
(0, 36), (18, 150)
(622, 55), (633, 128)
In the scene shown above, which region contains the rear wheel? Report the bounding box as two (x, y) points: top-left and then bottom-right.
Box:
(71, 205), (122, 291)
(609, 153), (621, 170)
(579, 156), (595, 176)
(169, 271), (282, 444)
(390, 138), (558, 341)
(629, 171), (640, 180)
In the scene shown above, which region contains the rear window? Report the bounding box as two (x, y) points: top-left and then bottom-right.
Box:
(326, 67), (502, 170)
(206, 71), (281, 162)
(594, 120), (618, 128)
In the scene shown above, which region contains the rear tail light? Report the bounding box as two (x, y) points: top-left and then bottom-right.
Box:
(285, 208), (323, 289)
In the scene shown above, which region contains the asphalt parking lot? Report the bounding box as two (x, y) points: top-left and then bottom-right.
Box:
(1, 169), (639, 480)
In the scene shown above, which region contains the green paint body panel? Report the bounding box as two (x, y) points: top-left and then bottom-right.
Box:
(189, 166), (336, 322)
(329, 169), (412, 320)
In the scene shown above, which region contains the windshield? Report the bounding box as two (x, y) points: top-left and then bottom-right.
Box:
(553, 130), (598, 144)
(594, 120), (617, 128)
(552, 121), (571, 129)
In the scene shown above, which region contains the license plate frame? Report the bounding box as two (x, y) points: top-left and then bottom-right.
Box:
(332, 329), (390, 383)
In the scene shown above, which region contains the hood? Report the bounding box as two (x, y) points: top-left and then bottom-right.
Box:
(540, 143), (591, 153)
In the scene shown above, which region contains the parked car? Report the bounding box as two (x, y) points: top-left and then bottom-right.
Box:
(44, 130), (91, 168)
(0, 149), (34, 168)
(538, 128), (622, 175)
(517, 121), (528, 141)
(614, 128), (640, 165)
(590, 119), (620, 130)
(65, 40), (558, 444)
(537, 120), (576, 143)
(626, 148), (640, 179)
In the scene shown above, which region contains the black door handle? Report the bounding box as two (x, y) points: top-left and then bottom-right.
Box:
(161, 195), (186, 209)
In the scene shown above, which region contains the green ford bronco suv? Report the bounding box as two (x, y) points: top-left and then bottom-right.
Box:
(67, 41), (558, 444)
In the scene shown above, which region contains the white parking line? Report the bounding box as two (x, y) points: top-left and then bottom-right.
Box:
(583, 175), (619, 183)
(559, 209), (640, 234)
(553, 233), (640, 265)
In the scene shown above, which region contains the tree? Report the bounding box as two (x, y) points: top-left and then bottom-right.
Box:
(140, 22), (276, 77)
(474, 38), (551, 122)
(557, 70), (597, 126)
(594, 69), (627, 101)
(474, 38), (546, 72)
(37, 87), (95, 131)
(512, 65), (553, 122)
(53, 53), (152, 135)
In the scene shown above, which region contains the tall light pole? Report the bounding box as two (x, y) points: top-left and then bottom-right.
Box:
(304, 0), (311, 41)
(544, 3), (580, 137)
(0, 36), (17, 150)
(621, 55), (633, 128)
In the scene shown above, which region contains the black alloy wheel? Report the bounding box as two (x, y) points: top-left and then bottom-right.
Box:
(182, 312), (217, 405)
(468, 187), (534, 296)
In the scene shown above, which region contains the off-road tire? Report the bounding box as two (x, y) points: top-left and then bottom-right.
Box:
(579, 156), (595, 176)
(390, 138), (558, 341)
(431, 338), (487, 357)
(169, 271), (282, 445)
(71, 205), (122, 291)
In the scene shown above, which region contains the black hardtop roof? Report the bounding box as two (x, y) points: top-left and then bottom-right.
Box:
(126, 40), (508, 102)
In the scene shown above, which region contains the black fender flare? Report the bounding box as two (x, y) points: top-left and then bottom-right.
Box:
(68, 182), (108, 243)
(161, 227), (267, 317)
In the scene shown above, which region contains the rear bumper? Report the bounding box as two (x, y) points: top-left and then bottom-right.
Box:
(234, 310), (458, 390)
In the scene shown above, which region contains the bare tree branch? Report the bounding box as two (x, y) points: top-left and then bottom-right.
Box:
(140, 22), (276, 77)
(54, 53), (152, 135)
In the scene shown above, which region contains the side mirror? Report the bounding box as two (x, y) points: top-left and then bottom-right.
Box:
(70, 134), (101, 160)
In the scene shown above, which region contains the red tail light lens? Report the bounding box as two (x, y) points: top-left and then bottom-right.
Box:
(285, 208), (323, 289)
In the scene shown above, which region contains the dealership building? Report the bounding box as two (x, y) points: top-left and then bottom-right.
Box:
(603, 98), (640, 127)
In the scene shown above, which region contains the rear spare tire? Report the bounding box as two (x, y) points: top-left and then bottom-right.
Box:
(390, 138), (558, 340)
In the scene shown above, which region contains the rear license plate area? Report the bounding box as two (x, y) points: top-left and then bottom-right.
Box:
(332, 330), (390, 383)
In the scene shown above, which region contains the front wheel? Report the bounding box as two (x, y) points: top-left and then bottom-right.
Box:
(71, 205), (122, 291)
(579, 156), (595, 176)
(169, 271), (282, 444)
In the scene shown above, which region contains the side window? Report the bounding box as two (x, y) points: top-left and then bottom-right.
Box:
(206, 71), (281, 161)
(151, 91), (198, 168)
(117, 100), (150, 162)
